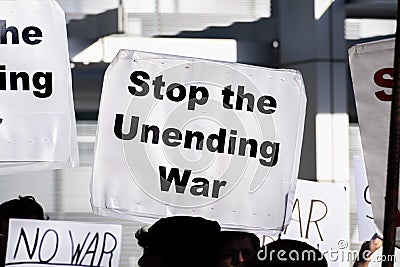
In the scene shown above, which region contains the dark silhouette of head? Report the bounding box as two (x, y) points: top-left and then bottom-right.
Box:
(0, 196), (45, 267)
(135, 216), (221, 267)
(218, 231), (260, 267)
(244, 239), (327, 267)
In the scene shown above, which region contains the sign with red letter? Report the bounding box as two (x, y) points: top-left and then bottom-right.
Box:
(348, 38), (400, 244)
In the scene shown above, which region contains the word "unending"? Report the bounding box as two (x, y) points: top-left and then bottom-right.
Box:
(114, 115), (280, 167)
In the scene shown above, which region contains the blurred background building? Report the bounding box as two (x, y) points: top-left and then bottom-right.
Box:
(0, 0), (397, 266)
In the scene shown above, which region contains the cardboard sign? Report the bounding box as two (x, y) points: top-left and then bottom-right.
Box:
(5, 219), (122, 267)
(281, 180), (348, 267)
(0, 0), (79, 174)
(348, 38), (400, 243)
(353, 156), (377, 241)
(90, 50), (306, 233)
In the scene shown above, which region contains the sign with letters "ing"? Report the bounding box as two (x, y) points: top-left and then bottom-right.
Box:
(0, 0), (79, 174)
(91, 50), (307, 233)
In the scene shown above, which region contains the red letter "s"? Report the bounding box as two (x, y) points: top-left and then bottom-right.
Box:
(374, 68), (393, 101)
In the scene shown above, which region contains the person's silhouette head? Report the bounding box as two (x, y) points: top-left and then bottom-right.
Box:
(0, 196), (45, 267)
(136, 216), (221, 267)
(218, 231), (260, 267)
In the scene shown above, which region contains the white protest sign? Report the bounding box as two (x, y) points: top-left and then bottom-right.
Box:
(5, 219), (122, 267)
(281, 180), (348, 267)
(90, 50), (306, 233)
(0, 0), (79, 174)
(348, 38), (400, 243)
(353, 156), (377, 241)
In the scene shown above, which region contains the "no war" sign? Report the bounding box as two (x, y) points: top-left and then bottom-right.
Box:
(5, 219), (122, 267)
(90, 50), (306, 233)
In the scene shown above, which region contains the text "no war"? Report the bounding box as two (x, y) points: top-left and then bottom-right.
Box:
(10, 227), (118, 267)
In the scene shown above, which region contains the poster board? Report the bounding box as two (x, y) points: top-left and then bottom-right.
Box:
(0, 0), (79, 175)
(91, 50), (306, 234)
(5, 219), (122, 267)
(348, 38), (400, 243)
(353, 156), (377, 241)
(281, 180), (348, 267)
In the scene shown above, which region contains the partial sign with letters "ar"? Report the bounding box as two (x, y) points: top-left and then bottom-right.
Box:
(281, 180), (348, 267)
(5, 219), (122, 267)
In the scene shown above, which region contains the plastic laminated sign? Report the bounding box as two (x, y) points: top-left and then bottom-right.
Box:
(349, 38), (400, 245)
(91, 50), (306, 234)
(0, 0), (79, 174)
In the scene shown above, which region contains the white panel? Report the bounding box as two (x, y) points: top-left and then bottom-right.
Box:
(316, 113), (334, 181)
(72, 36), (237, 63)
(345, 19), (396, 40)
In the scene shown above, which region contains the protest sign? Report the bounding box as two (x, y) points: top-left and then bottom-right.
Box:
(90, 50), (306, 233)
(5, 219), (122, 267)
(281, 180), (348, 267)
(0, 0), (79, 175)
(353, 156), (377, 241)
(348, 38), (400, 243)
